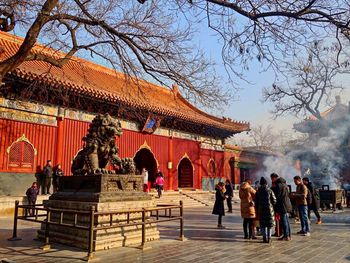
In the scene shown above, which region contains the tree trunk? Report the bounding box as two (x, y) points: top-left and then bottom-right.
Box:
(0, 0), (58, 84)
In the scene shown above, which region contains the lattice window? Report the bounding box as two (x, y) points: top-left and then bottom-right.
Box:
(9, 143), (22, 166)
(7, 135), (36, 171)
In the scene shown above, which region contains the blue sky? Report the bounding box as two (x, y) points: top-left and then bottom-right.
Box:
(193, 17), (350, 135)
(11, 5), (349, 136)
(193, 23), (297, 130)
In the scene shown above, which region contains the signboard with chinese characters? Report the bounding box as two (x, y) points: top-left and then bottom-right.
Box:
(141, 115), (161, 134)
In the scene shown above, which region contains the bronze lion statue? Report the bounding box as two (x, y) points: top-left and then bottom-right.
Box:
(71, 114), (136, 175)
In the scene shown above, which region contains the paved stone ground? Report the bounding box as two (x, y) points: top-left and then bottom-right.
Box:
(0, 203), (349, 263)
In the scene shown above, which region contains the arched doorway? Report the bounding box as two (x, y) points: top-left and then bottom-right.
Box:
(178, 158), (193, 188)
(134, 148), (157, 187)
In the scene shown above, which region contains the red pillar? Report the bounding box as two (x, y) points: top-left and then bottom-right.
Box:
(55, 116), (65, 169)
(197, 142), (202, 190)
(234, 166), (241, 185)
(198, 159), (202, 189)
(168, 137), (173, 190)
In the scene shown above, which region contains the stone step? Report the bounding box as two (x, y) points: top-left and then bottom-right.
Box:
(149, 191), (212, 208)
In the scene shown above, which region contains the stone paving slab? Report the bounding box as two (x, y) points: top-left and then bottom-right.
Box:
(0, 204), (349, 263)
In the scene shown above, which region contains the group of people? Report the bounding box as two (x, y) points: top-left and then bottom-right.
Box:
(36, 160), (64, 195)
(212, 173), (322, 243)
(25, 160), (64, 215)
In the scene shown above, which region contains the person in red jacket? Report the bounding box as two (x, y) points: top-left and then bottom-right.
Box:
(155, 170), (165, 198)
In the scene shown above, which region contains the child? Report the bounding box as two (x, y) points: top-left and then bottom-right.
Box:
(212, 182), (226, 228)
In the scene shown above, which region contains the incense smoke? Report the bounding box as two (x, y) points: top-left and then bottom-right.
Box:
(255, 116), (349, 190)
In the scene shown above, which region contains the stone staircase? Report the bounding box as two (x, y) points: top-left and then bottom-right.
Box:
(150, 190), (215, 208)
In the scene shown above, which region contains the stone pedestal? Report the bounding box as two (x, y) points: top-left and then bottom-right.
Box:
(38, 174), (159, 250)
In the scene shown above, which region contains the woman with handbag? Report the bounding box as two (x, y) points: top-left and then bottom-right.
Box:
(239, 179), (257, 239)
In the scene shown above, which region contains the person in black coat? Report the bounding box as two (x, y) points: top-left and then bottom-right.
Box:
(42, 160), (53, 194)
(303, 177), (322, 224)
(26, 182), (39, 216)
(212, 182), (226, 229)
(52, 164), (64, 193)
(256, 177), (276, 243)
(271, 173), (292, 241)
(225, 179), (233, 213)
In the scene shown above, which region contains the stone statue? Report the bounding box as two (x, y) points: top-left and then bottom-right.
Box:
(118, 157), (136, 175)
(71, 114), (136, 175)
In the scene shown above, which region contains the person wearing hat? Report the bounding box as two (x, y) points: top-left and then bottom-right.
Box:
(256, 177), (276, 243)
(212, 182), (226, 228)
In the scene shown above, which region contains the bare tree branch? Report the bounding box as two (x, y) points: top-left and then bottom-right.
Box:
(263, 42), (347, 120)
(1, 0), (350, 109)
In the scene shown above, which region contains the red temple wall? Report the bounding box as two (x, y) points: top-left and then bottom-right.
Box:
(61, 118), (90, 175)
(223, 151), (240, 185)
(171, 138), (200, 189)
(0, 118), (57, 173)
(0, 117), (241, 192)
(200, 149), (225, 178)
(118, 130), (168, 166)
(118, 129), (170, 188)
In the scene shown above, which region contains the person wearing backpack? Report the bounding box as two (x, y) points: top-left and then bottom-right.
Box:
(303, 177), (322, 224)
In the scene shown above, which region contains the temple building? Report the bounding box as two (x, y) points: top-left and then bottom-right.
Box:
(293, 96), (350, 188)
(0, 32), (255, 195)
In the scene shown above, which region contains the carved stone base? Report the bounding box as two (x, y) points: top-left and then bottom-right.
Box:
(38, 199), (159, 250)
(38, 174), (159, 250)
(50, 173), (150, 202)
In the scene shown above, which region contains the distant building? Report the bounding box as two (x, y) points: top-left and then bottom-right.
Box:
(293, 96), (350, 188)
(225, 145), (283, 188)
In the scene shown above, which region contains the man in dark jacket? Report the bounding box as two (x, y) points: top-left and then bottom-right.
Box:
(26, 182), (39, 216)
(256, 177), (276, 243)
(271, 173), (292, 241)
(42, 160), (53, 195)
(303, 177), (322, 224)
(225, 179), (233, 213)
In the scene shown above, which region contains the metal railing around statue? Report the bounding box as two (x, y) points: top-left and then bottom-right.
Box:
(8, 200), (185, 261)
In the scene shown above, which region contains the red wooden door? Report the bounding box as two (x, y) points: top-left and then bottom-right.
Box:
(178, 158), (193, 188)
